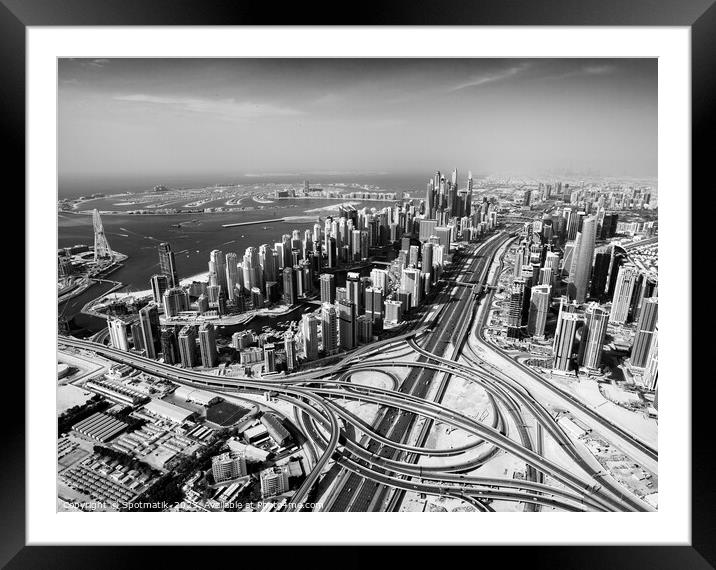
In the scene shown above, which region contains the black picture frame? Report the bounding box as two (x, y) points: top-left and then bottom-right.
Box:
(6, 1), (709, 567)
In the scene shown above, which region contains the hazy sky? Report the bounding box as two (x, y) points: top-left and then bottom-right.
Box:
(58, 58), (657, 180)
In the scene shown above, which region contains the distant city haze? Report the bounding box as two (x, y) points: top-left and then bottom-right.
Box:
(59, 58), (657, 185)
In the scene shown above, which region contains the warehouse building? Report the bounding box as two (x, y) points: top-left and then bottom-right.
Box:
(85, 378), (150, 406)
(173, 386), (222, 407)
(143, 399), (196, 423)
(260, 413), (292, 448)
(72, 412), (128, 443)
(243, 423), (269, 444)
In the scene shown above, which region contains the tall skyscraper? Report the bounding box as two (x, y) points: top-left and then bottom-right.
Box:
(370, 268), (389, 291)
(160, 328), (180, 365)
(337, 299), (356, 350)
(326, 236), (337, 268)
(138, 303), (160, 359)
(409, 245), (420, 267)
(259, 244), (277, 284)
(514, 246), (525, 278)
(565, 209), (583, 241)
(158, 242), (179, 287)
(419, 219), (438, 242)
(209, 249), (228, 297)
(207, 284), (222, 304)
(425, 180), (435, 218)
(150, 274), (169, 306)
(600, 213), (619, 239)
(507, 279), (526, 327)
(384, 299), (403, 324)
(421, 242), (434, 280)
(250, 286), (264, 309)
(263, 344), (276, 374)
(561, 241), (576, 277)
(400, 267), (422, 308)
(609, 264), (639, 324)
(538, 267), (553, 287)
(241, 247), (262, 294)
(364, 286), (384, 323)
(553, 309), (582, 372)
(282, 267), (297, 305)
(199, 323), (218, 368)
(301, 314), (319, 360)
(346, 272), (363, 313)
(196, 293), (209, 315)
(642, 326), (658, 390)
(225, 252), (240, 301)
(357, 315), (374, 344)
(631, 297), (658, 367)
(107, 317), (130, 351)
(178, 325), (198, 368)
(507, 279), (526, 338)
(581, 303), (608, 370)
(527, 285), (551, 338)
(163, 287), (189, 318)
(131, 322), (145, 353)
(320, 273), (336, 304)
(590, 249), (612, 301)
(435, 226), (452, 252)
(631, 275), (658, 323)
(570, 216), (597, 303)
(284, 332), (297, 372)
(320, 303), (339, 355)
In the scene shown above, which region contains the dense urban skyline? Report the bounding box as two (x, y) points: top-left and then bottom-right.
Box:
(59, 58), (657, 181)
(58, 174), (659, 513)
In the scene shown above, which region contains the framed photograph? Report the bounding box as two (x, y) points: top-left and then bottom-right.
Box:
(8, 0), (709, 566)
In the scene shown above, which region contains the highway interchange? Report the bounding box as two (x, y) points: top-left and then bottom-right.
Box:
(59, 226), (657, 513)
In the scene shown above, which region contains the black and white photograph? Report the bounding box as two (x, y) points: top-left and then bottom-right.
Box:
(3, 1), (707, 562)
(55, 57), (660, 515)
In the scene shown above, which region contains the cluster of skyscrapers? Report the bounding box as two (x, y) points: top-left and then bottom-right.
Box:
(104, 170), (502, 375)
(524, 182), (654, 214)
(503, 200), (658, 389)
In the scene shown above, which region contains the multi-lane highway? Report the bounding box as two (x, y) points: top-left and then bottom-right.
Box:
(321, 231), (513, 512)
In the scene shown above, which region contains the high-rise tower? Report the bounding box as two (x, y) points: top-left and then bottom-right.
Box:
(581, 303), (608, 370)
(610, 264), (639, 324)
(527, 285), (551, 338)
(570, 216), (597, 303)
(553, 307), (582, 373)
(157, 242), (179, 287)
(199, 323), (218, 368)
(631, 297), (658, 367)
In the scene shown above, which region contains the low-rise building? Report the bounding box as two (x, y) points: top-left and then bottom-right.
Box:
(72, 412), (128, 443)
(260, 413), (292, 447)
(85, 378), (150, 406)
(243, 423), (269, 444)
(143, 399), (196, 423)
(173, 386), (222, 407)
